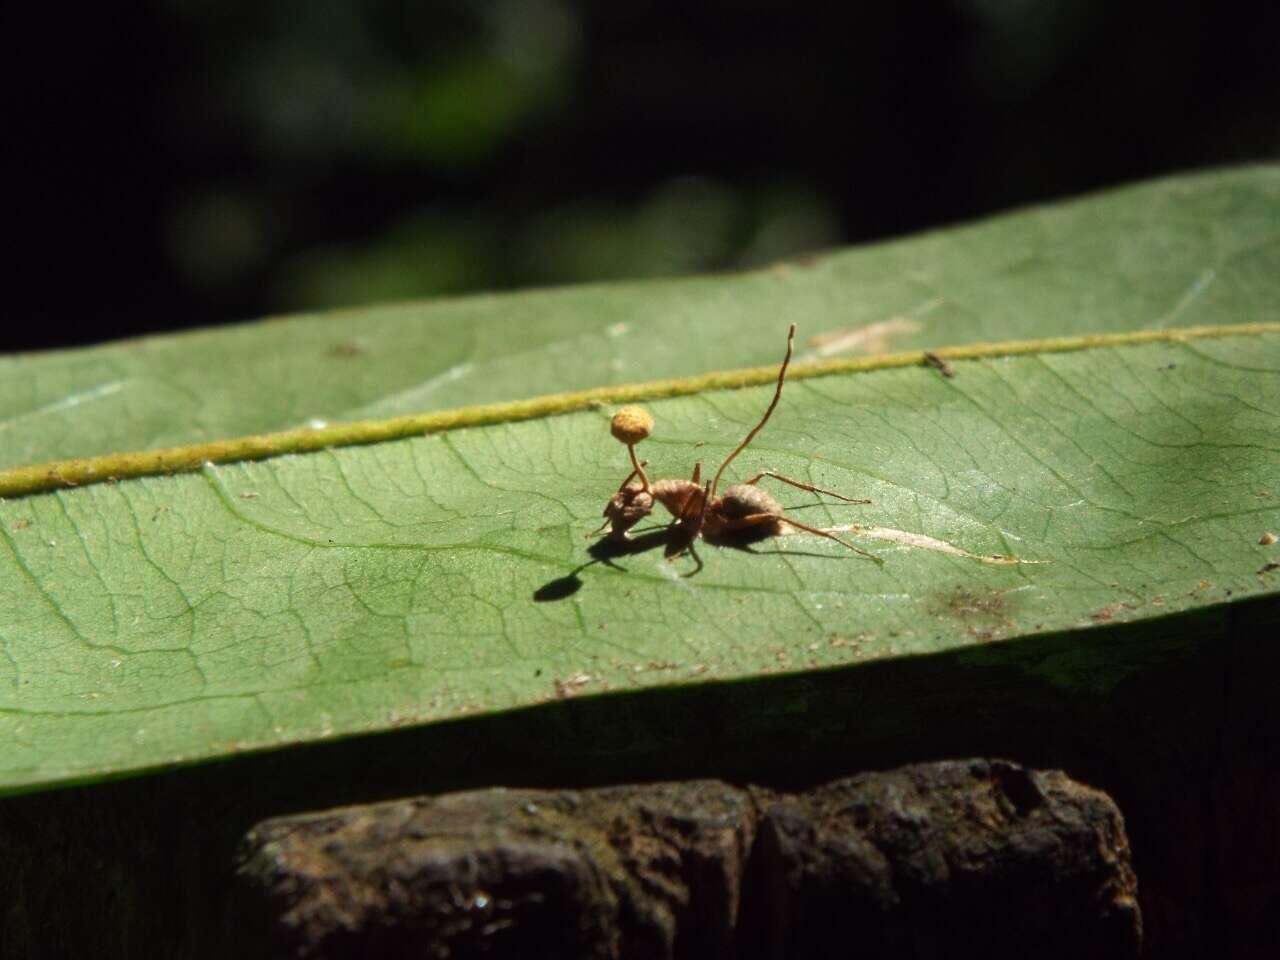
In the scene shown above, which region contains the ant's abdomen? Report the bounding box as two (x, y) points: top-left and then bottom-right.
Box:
(718, 484), (782, 519)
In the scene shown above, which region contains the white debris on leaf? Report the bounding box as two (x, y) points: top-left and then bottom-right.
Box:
(806, 316), (924, 357)
(817, 524), (1048, 565)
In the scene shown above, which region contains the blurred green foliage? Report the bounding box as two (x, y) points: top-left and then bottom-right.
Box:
(162, 0), (844, 313)
(6, 0), (1278, 346)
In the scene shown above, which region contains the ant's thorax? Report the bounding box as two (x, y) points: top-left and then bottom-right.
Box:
(650, 478), (704, 522)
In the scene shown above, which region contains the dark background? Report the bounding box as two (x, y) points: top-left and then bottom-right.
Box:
(4, 0), (1279, 353)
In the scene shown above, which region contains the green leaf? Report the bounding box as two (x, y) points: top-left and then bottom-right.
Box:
(3, 165), (1278, 469)
(2, 166), (1280, 797)
(1, 324), (1279, 795)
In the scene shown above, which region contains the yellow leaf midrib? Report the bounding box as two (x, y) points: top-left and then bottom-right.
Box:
(1, 322), (1276, 500)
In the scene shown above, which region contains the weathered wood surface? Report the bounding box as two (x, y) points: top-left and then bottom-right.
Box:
(237, 761), (1140, 960)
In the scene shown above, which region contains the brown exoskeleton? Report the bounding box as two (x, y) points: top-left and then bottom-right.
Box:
(593, 324), (880, 562)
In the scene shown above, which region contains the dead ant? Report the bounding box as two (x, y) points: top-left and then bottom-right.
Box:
(590, 324), (880, 562)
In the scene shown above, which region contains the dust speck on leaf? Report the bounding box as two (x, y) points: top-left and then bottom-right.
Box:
(935, 588), (1015, 642)
(1090, 603), (1132, 623)
(956, 590), (1003, 615)
(923, 350), (957, 378)
(631, 660), (679, 675)
(327, 341), (365, 358)
(554, 673), (592, 698)
(829, 633), (868, 649)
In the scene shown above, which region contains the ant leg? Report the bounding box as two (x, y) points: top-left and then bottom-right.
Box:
(740, 471), (870, 504)
(779, 516), (882, 562)
(676, 481), (710, 529)
(691, 461), (702, 484)
(664, 483), (712, 561)
(725, 512), (881, 563)
(695, 480), (712, 531)
(680, 539), (704, 577)
(664, 522), (699, 561)
(716, 512), (780, 534)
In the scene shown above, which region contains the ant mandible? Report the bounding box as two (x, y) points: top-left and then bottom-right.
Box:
(591, 324), (881, 562)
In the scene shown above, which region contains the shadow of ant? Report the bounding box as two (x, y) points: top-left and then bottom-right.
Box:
(532, 527), (686, 602)
(532, 520), (859, 603)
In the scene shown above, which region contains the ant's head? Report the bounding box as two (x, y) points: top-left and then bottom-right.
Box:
(586, 458), (653, 541)
(601, 479), (653, 540)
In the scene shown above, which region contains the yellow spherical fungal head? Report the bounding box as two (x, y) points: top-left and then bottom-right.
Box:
(610, 405), (653, 445)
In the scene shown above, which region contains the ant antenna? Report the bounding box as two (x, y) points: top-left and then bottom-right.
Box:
(710, 323), (795, 497)
(780, 517), (883, 564)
